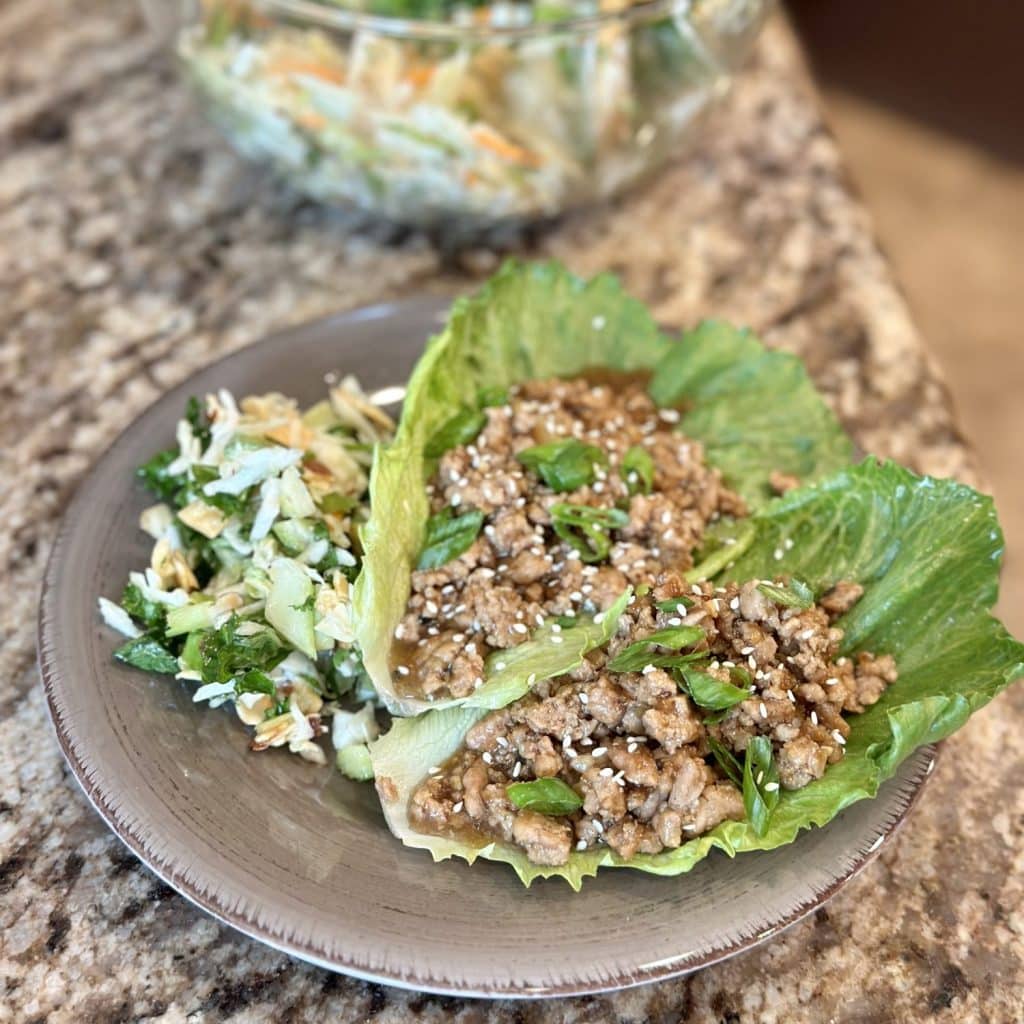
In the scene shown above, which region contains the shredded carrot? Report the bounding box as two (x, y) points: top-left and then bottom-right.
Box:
(404, 64), (435, 90)
(295, 111), (328, 132)
(266, 59), (346, 85)
(470, 125), (541, 168)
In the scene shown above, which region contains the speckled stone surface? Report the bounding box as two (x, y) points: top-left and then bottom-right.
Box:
(2, 1), (1022, 1021)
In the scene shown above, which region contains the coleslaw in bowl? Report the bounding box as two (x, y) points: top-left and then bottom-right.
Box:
(169, 0), (770, 232)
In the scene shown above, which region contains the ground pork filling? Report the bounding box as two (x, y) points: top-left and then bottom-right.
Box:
(408, 574), (897, 866)
(394, 375), (747, 701)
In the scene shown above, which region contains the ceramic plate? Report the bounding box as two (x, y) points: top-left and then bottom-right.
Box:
(39, 301), (935, 997)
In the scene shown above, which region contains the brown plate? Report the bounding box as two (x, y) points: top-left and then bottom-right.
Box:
(38, 300), (935, 997)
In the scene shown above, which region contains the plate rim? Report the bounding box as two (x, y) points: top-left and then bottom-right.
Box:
(37, 301), (937, 998)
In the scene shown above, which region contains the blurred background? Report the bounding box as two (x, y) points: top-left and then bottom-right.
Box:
(789, 0), (1024, 634)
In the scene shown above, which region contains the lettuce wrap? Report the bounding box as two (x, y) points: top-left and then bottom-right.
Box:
(353, 261), (852, 715)
(370, 459), (1024, 887)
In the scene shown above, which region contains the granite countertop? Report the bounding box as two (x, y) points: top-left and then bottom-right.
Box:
(2, 1), (1022, 1021)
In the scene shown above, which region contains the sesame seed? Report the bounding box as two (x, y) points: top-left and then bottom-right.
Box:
(551, 623), (562, 633)
(552, 635), (564, 644)
(773, 548), (784, 560)
(659, 408), (680, 423)
(594, 612), (605, 623)
(527, 673), (537, 685)
(396, 665), (410, 676)
(832, 730), (847, 746)
(599, 767), (614, 777)
(565, 747), (577, 758)
(642, 664), (656, 675)
(581, 584), (593, 595)
(496, 736), (509, 748)
(756, 769), (764, 784)
(576, 839), (588, 851)
(730, 597), (740, 611)
(482, 752), (492, 764)
(570, 590), (582, 601)
(452, 633), (464, 643)
(784, 538), (794, 550)
(535, 613), (545, 627)
(494, 661), (507, 671)
(428, 765), (440, 774)
(691, 584), (703, 596)
(512, 623), (528, 634)
(627, 742), (638, 753)
(759, 702), (768, 719)
(465, 642), (477, 655)
(683, 824), (697, 832)
(453, 801), (464, 813)
(581, 737), (593, 746)
(594, 820), (604, 834)
(740, 646), (754, 656)
(748, 655), (757, 670)
(799, 628), (814, 640)
(668, 617), (682, 626)
(579, 692), (589, 705)
(424, 600), (438, 616)
(512, 761), (522, 777)
(451, 493), (462, 507)
(825, 677), (839, 686)
(722, 660), (735, 669)
(614, 777), (626, 788)
(787, 690), (797, 704)
(811, 711), (818, 725)
(427, 627), (439, 636)
(661, 510), (672, 525)
(764, 782), (779, 793)
(497, 563), (508, 572)
(592, 746), (608, 757)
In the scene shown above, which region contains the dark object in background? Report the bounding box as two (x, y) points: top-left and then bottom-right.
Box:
(788, 0), (1024, 164)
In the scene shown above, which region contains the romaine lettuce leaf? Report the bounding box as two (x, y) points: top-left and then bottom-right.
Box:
(369, 459), (1024, 888)
(354, 261), (849, 715)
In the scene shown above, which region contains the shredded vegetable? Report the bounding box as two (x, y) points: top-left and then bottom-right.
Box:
(98, 380), (393, 770)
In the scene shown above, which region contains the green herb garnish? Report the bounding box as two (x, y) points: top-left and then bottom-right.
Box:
(136, 449), (184, 503)
(425, 408), (488, 459)
(196, 617), (288, 684)
(622, 444), (655, 495)
(607, 625), (705, 672)
(120, 582), (166, 633)
(707, 735), (743, 788)
(550, 502), (628, 563)
(417, 508), (485, 570)
(679, 668), (750, 710)
(506, 778), (583, 816)
(114, 635), (179, 674)
(517, 439), (607, 493)
(743, 736), (780, 837)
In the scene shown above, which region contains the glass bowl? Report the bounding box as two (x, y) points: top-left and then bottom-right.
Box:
(162, 0), (770, 233)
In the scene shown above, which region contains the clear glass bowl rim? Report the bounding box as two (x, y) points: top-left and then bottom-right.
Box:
(245, 0), (713, 41)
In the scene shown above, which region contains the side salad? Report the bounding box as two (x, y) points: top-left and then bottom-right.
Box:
(98, 381), (393, 776)
(179, 0), (734, 227)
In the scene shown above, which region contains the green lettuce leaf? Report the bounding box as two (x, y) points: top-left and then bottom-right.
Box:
(370, 459), (1023, 888)
(354, 261), (849, 715)
(649, 320), (854, 504)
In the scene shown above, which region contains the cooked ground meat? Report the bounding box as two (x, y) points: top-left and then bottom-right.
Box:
(407, 572), (897, 865)
(395, 375), (747, 700)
